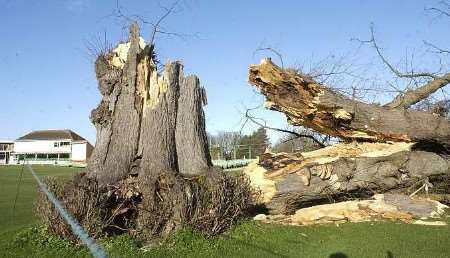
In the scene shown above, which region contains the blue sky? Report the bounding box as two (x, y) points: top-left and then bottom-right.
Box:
(0, 0), (448, 144)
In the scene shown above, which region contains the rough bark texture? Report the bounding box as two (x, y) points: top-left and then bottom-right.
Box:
(87, 24), (211, 185)
(35, 24), (254, 241)
(245, 143), (450, 214)
(176, 75), (212, 176)
(249, 58), (450, 146)
(246, 58), (450, 215)
(86, 24), (219, 235)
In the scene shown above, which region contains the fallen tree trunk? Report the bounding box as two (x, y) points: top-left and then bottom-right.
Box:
(245, 142), (450, 214)
(249, 58), (450, 146)
(247, 58), (450, 214)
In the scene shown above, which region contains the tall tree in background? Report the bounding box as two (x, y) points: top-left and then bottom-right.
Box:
(236, 127), (270, 159)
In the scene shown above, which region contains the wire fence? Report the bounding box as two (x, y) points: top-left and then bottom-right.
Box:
(210, 144), (266, 160)
(13, 162), (108, 258)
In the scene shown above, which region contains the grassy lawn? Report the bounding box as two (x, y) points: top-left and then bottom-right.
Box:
(1, 165), (450, 258)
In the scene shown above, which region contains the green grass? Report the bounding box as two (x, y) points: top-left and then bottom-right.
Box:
(1, 165), (450, 258)
(0, 165), (82, 234)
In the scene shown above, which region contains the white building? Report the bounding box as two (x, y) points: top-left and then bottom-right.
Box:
(10, 129), (94, 165)
(0, 140), (13, 164)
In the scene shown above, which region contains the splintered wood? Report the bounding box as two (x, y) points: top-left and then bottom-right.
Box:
(254, 194), (448, 226)
(244, 142), (450, 214)
(249, 58), (450, 145)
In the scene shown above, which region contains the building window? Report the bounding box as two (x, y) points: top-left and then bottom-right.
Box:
(59, 153), (70, 159)
(26, 154), (35, 159)
(48, 154), (58, 159)
(0, 153), (5, 160)
(54, 142), (71, 147)
(36, 154), (47, 159)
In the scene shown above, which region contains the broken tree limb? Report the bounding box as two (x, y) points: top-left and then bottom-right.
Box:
(248, 58), (450, 146)
(384, 73), (450, 109)
(244, 142), (450, 214)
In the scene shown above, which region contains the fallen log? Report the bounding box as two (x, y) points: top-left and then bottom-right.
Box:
(244, 142), (450, 214)
(254, 193), (449, 226)
(246, 58), (450, 215)
(249, 58), (450, 146)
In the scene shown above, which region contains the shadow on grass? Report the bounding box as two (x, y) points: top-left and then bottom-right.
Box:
(329, 250), (395, 258)
(329, 252), (348, 258)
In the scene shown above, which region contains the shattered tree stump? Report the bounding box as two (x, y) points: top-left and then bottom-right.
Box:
(37, 24), (253, 241)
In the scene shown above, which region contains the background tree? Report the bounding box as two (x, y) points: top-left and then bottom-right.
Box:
(236, 127), (270, 159)
(208, 131), (242, 160)
(272, 128), (324, 153)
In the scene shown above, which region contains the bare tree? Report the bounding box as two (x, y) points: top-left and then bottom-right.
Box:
(209, 131), (242, 159)
(353, 25), (450, 110)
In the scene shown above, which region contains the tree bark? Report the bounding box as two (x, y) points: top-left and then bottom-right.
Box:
(249, 58), (450, 146)
(245, 142), (450, 214)
(384, 73), (450, 109)
(87, 24), (212, 185)
(38, 24), (254, 240)
(246, 58), (450, 215)
(85, 24), (215, 235)
(176, 75), (212, 176)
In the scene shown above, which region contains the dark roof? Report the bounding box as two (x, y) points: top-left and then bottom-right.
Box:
(16, 129), (87, 141)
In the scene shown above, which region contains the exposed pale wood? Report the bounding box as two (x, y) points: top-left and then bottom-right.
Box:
(86, 24), (216, 234)
(257, 194), (448, 226)
(245, 142), (450, 214)
(248, 58), (450, 145)
(87, 24), (213, 186)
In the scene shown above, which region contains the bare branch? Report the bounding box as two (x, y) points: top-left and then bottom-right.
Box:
(424, 40), (450, 55)
(111, 0), (194, 46)
(356, 26), (439, 79)
(242, 107), (326, 148)
(149, 0), (181, 45)
(352, 25), (450, 108)
(425, 1), (450, 18)
(384, 73), (450, 108)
